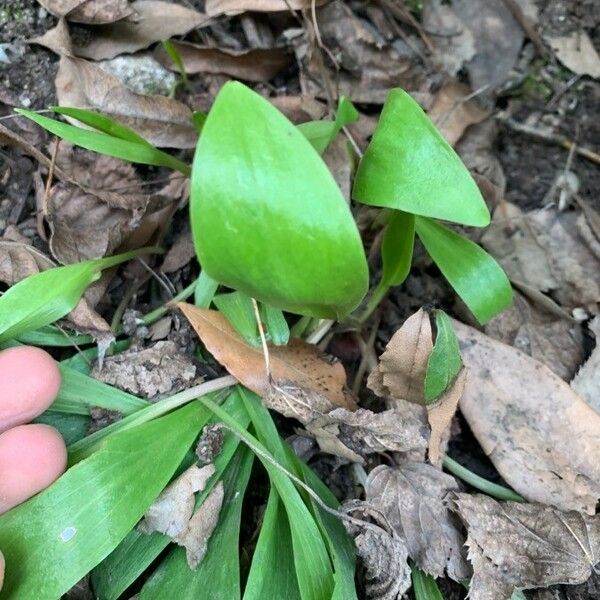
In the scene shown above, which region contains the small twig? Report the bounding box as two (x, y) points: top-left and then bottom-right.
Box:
(252, 297), (271, 382)
(137, 257), (176, 297)
(306, 318), (335, 344)
(351, 316), (380, 396)
(500, 0), (548, 57)
(434, 83), (490, 131)
(38, 137), (59, 240)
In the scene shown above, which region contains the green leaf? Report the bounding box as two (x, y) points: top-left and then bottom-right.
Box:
(0, 402), (206, 599)
(213, 290), (260, 347)
(161, 39), (188, 85)
(260, 302), (290, 346)
(0, 249), (156, 343)
(16, 325), (94, 347)
(194, 270), (218, 307)
(353, 88), (490, 227)
(140, 445), (254, 600)
(191, 111), (207, 133)
(34, 412), (90, 446)
(381, 210), (415, 288)
(415, 217), (512, 324)
(91, 392), (250, 600)
(51, 365), (149, 416)
(411, 565), (443, 600)
(244, 489), (302, 600)
(15, 108), (190, 176)
(297, 96), (359, 154)
(424, 309), (462, 402)
(190, 81), (368, 319)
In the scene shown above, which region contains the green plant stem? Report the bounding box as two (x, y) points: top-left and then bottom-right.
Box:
(141, 277), (198, 325)
(358, 279), (390, 323)
(442, 456), (524, 502)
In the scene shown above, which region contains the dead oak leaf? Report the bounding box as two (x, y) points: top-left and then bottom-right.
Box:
(36, 0), (132, 23)
(450, 493), (600, 600)
(178, 304), (355, 411)
(55, 56), (197, 148)
(368, 308), (433, 406)
(366, 462), (470, 581)
(455, 321), (600, 514)
(571, 316), (600, 413)
(205, 0), (327, 16)
(154, 41), (290, 83)
(74, 0), (209, 61)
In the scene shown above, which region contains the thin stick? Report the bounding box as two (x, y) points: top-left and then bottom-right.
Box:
(39, 137), (59, 239)
(252, 297), (271, 382)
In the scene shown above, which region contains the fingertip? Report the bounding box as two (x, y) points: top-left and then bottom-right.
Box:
(0, 550), (4, 591)
(0, 346), (61, 432)
(0, 424), (67, 514)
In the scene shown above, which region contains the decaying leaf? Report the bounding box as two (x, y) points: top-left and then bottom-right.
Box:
(427, 369), (466, 466)
(455, 321), (600, 514)
(140, 464), (215, 539)
(30, 17), (73, 56)
(572, 316), (600, 412)
(451, 493), (600, 600)
(178, 304), (354, 410)
(545, 32), (600, 79)
(37, 0), (132, 24)
(428, 82), (489, 146)
(55, 56), (197, 148)
(160, 228), (195, 274)
(368, 308), (432, 406)
(140, 464), (223, 569)
(92, 341), (199, 399)
(74, 0), (209, 61)
(154, 41), (290, 82)
(205, 0), (326, 16)
(366, 462), (469, 581)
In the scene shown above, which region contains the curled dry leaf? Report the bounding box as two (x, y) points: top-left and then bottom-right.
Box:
(455, 320), (600, 514)
(160, 228), (195, 274)
(154, 41), (290, 82)
(427, 82), (489, 147)
(30, 17), (73, 56)
(178, 304), (354, 410)
(571, 316), (600, 412)
(92, 341), (199, 399)
(56, 56), (197, 148)
(368, 308), (432, 406)
(37, 0), (132, 24)
(74, 0), (210, 61)
(366, 462), (469, 581)
(544, 32), (600, 79)
(205, 0), (326, 16)
(450, 493), (600, 600)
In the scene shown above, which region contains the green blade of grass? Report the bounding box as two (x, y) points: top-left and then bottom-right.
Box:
(411, 565), (443, 600)
(140, 445), (254, 600)
(260, 302), (290, 346)
(415, 216), (512, 324)
(0, 402), (207, 598)
(16, 325), (94, 347)
(0, 248), (159, 343)
(34, 412), (90, 446)
(15, 108), (191, 176)
(424, 309), (462, 402)
(91, 392), (250, 600)
(213, 290), (260, 346)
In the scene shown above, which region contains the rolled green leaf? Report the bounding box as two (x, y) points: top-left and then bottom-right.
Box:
(415, 217), (512, 324)
(353, 88), (490, 227)
(381, 210), (415, 288)
(190, 81), (368, 319)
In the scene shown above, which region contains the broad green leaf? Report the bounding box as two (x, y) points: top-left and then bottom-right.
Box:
(190, 81), (368, 319)
(51, 365), (149, 416)
(15, 108), (190, 176)
(0, 249), (155, 343)
(297, 96), (359, 154)
(194, 269), (218, 307)
(381, 210), (415, 288)
(411, 566), (443, 600)
(206, 388), (335, 600)
(35, 412), (90, 445)
(353, 88), (490, 227)
(415, 217), (512, 324)
(16, 325), (93, 347)
(0, 402), (206, 599)
(91, 392), (250, 600)
(191, 111), (207, 132)
(140, 446), (254, 600)
(425, 309), (462, 402)
(244, 489), (302, 600)
(214, 290), (260, 346)
(260, 302), (290, 346)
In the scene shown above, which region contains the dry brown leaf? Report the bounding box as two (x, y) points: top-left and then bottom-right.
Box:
(427, 82), (490, 146)
(160, 228), (195, 274)
(154, 41), (289, 82)
(294, 0), (426, 104)
(427, 369), (466, 466)
(306, 406), (428, 464)
(92, 341), (199, 399)
(545, 32), (600, 79)
(455, 320), (600, 514)
(366, 462), (469, 581)
(55, 56), (197, 148)
(178, 304), (355, 410)
(450, 493), (600, 600)
(139, 464), (215, 539)
(30, 17), (73, 56)
(368, 308), (433, 406)
(269, 95), (327, 123)
(73, 0), (209, 61)
(485, 290), (584, 381)
(205, 0), (326, 16)
(37, 0), (132, 23)
(571, 316), (600, 412)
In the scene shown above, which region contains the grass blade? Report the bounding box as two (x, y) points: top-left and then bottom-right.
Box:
(411, 565), (443, 600)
